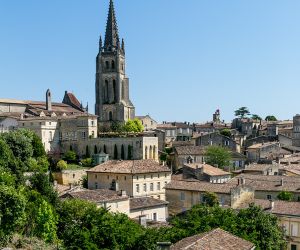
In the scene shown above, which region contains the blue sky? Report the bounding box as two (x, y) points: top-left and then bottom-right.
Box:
(0, 0), (300, 123)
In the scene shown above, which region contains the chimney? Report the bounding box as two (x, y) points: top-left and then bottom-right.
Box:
(139, 215), (147, 227)
(280, 178), (284, 186)
(269, 200), (274, 210)
(121, 190), (127, 197)
(46, 89), (52, 111)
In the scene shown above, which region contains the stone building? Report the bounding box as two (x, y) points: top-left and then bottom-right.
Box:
(165, 175), (254, 215)
(95, 0), (135, 127)
(246, 142), (281, 163)
(87, 160), (171, 201)
(195, 132), (240, 152)
(136, 115), (157, 131)
(293, 114), (300, 147)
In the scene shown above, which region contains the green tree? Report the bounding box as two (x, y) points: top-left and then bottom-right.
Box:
(234, 107), (250, 119)
(114, 144), (118, 159)
(81, 175), (88, 188)
(31, 132), (46, 158)
(0, 139), (15, 170)
(205, 146), (231, 168)
(63, 150), (77, 162)
(121, 145), (125, 160)
(56, 160), (68, 171)
(123, 119), (144, 133)
(220, 129), (231, 138)
(128, 145), (133, 160)
(0, 167), (15, 187)
(0, 185), (26, 244)
(35, 199), (58, 243)
(277, 191), (293, 201)
(202, 192), (219, 207)
(265, 115), (277, 121)
(29, 172), (58, 206)
(251, 114), (262, 120)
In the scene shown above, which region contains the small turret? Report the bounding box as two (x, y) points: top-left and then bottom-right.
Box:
(121, 38), (125, 54)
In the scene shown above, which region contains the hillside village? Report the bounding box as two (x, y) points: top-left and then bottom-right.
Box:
(0, 1), (299, 250)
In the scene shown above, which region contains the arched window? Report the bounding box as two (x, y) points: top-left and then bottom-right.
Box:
(103, 145), (107, 154)
(94, 145), (98, 154)
(153, 146), (156, 160)
(105, 80), (109, 102)
(113, 80), (117, 103)
(114, 144), (118, 159)
(121, 81), (125, 100)
(149, 146), (153, 159)
(121, 144), (125, 160)
(109, 111), (113, 121)
(105, 61), (109, 69)
(127, 145), (133, 160)
(70, 145), (73, 151)
(111, 60), (115, 69)
(86, 145), (90, 158)
(145, 146), (148, 159)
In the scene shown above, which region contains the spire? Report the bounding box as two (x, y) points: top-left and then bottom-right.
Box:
(99, 36), (102, 51)
(121, 38), (125, 54)
(104, 0), (120, 51)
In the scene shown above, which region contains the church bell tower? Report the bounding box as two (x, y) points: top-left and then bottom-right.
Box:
(95, 0), (135, 126)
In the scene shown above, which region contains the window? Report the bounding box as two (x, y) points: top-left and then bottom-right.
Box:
(124, 176), (127, 180)
(151, 175), (153, 179)
(73, 174), (75, 179)
(291, 223), (298, 237)
(180, 192), (185, 201)
(91, 121), (94, 126)
(136, 184), (140, 193)
(95, 174), (97, 179)
(105, 61), (109, 69)
(107, 175), (109, 180)
(111, 60), (115, 69)
(157, 182), (161, 190)
(82, 131), (86, 139)
(136, 175), (139, 180)
(165, 181), (168, 186)
(49, 131), (53, 141)
(153, 213), (157, 221)
(95, 182), (98, 189)
(144, 175), (146, 179)
(143, 183), (147, 192)
(158, 174), (160, 178)
(291, 244), (297, 250)
(150, 183), (154, 191)
(22, 123), (25, 126)
(267, 195), (272, 200)
(49, 122), (52, 125)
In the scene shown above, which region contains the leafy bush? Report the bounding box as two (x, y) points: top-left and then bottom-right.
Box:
(56, 160), (67, 171)
(81, 158), (93, 168)
(63, 151), (77, 163)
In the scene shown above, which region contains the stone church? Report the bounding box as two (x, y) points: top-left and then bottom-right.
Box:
(95, 0), (135, 127)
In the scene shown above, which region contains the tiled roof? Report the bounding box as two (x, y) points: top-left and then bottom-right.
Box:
(157, 124), (177, 129)
(248, 142), (279, 149)
(87, 160), (171, 174)
(280, 154), (300, 164)
(64, 92), (81, 109)
(63, 188), (128, 203)
(237, 199), (300, 217)
(175, 146), (205, 155)
(130, 197), (168, 210)
(165, 179), (235, 194)
(171, 228), (255, 250)
(229, 174), (300, 193)
(244, 164), (278, 172)
(185, 163), (231, 176)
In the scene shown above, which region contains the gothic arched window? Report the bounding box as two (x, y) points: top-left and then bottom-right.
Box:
(111, 60), (115, 69)
(149, 146), (153, 159)
(109, 111), (113, 121)
(113, 80), (117, 103)
(105, 80), (109, 102)
(105, 61), (109, 69)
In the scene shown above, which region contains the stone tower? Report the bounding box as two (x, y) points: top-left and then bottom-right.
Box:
(95, 0), (135, 127)
(293, 114), (300, 146)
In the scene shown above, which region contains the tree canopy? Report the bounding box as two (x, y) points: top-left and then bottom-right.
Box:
(205, 146), (231, 169)
(265, 115), (277, 121)
(251, 114), (262, 121)
(277, 191), (293, 201)
(234, 107), (250, 118)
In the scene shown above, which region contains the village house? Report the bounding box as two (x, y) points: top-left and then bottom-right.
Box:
(165, 174), (254, 215)
(170, 228), (255, 250)
(60, 187), (169, 222)
(195, 132), (240, 152)
(86, 160), (171, 201)
(157, 123), (177, 145)
(246, 141), (281, 163)
(182, 163), (231, 184)
(228, 174), (300, 202)
(242, 163), (280, 176)
(136, 115), (157, 131)
(238, 199), (300, 250)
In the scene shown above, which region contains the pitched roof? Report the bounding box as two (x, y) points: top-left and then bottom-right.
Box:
(165, 179), (235, 194)
(171, 228), (255, 250)
(62, 188), (128, 203)
(229, 174), (300, 193)
(175, 146), (205, 155)
(87, 160), (171, 174)
(237, 199), (300, 217)
(130, 197), (168, 211)
(247, 142), (279, 149)
(184, 163), (231, 176)
(244, 164), (279, 172)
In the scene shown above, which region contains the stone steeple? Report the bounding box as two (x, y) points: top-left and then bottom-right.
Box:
(104, 0), (120, 51)
(95, 0), (135, 126)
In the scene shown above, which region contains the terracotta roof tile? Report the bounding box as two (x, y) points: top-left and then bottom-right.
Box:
(171, 228), (255, 250)
(130, 197), (168, 210)
(87, 160), (171, 174)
